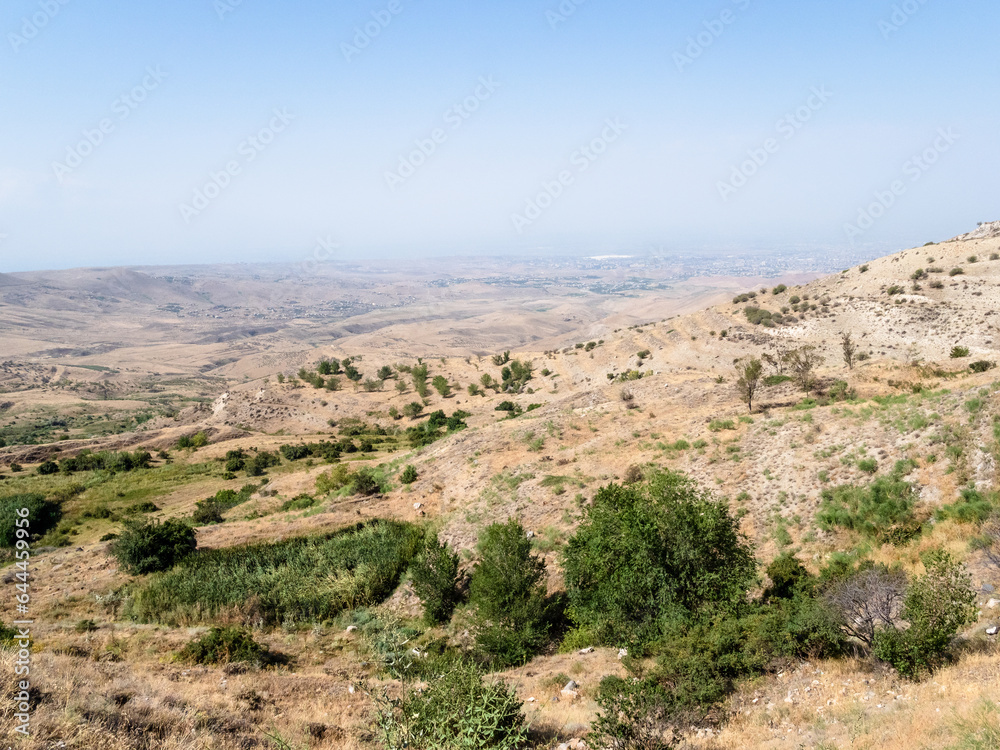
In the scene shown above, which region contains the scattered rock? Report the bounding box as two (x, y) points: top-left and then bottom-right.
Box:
(617, 647), (628, 659)
(578, 647), (594, 654)
(345, 625), (358, 633)
(413, 502), (422, 509)
(563, 680), (578, 691)
(987, 625), (999, 636)
(987, 599), (999, 609)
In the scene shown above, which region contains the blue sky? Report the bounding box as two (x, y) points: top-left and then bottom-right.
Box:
(0, 0), (996, 271)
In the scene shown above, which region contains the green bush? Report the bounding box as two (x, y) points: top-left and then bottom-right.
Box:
(951, 346), (970, 358)
(970, 360), (996, 373)
(591, 676), (677, 750)
(400, 465), (418, 484)
(373, 662), (528, 750)
(708, 419), (736, 432)
(410, 535), (462, 625)
(857, 457), (878, 474)
(192, 484), (258, 525)
(110, 519), (197, 575)
(245, 450), (280, 477)
(562, 471), (756, 647)
(872, 551), (976, 678)
(125, 521), (422, 626)
(279, 494), (318, 512)
(176, 627), (267, 665)
(0, 494), (62, 547)
(469, 519), (551, 666)
(949, 267), (964, 276)
(936, 486), (996, 524)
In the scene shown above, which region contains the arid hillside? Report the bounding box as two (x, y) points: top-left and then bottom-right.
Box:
(2, 232), (1000, 749)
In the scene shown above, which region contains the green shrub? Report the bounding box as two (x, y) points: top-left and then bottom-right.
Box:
(591, 676), (677, 750)
(951, 346), (971, 358)
(936, 486), (996, 524)
(176, 627), (267, 665)
(245, 450), (280, 477)
(562, 471), (756, 647)
(744, 306), (776, 326)
(772, 284), (787, 295)
(110, 519), (197, 575)
(0, 494), (62, 547)
(192, 485), (257, 525)
(400, 465), (418, 484)
(469, 519), (551, 666)
(373, 662), (528, 750)
(970, 360), (996, 373)
(708, 419), (736, 432)
(37, 461), (58, 475)
(410, 535), (462, 625)
(949, 267), (965, 276)
(857, 457), (878, 474)
(872, 551), (976, 678)
(279, 494), (318, 512)
(125, 521), (422, 626)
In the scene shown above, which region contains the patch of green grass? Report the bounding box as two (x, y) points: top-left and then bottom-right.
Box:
(124, 521), (423, 627)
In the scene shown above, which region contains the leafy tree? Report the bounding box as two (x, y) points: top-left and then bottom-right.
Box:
(782, 345), (824, 393)
(378, 365), (394, 380)
(410, 535), (462, 624)
(825, 563), (906, 647)
(841, 332), (857, 370)
(110, 519), (197, 574)
(432, 375), (451, 397)
(403, 401), (424, 419)
(324, 376), (342, 391)
(734, 357), (764, 413)
(412, 364), (430, 397)
(343, 362), (363, 381)
(562, 471), (756, 647)
(469, 519), (551, 666)
(317, 359), (334, 375)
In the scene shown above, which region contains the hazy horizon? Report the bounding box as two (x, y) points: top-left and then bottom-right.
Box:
(2, 0), (997, 273)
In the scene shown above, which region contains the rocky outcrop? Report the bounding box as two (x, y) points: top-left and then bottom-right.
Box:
(951, 221), (1000, 241)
